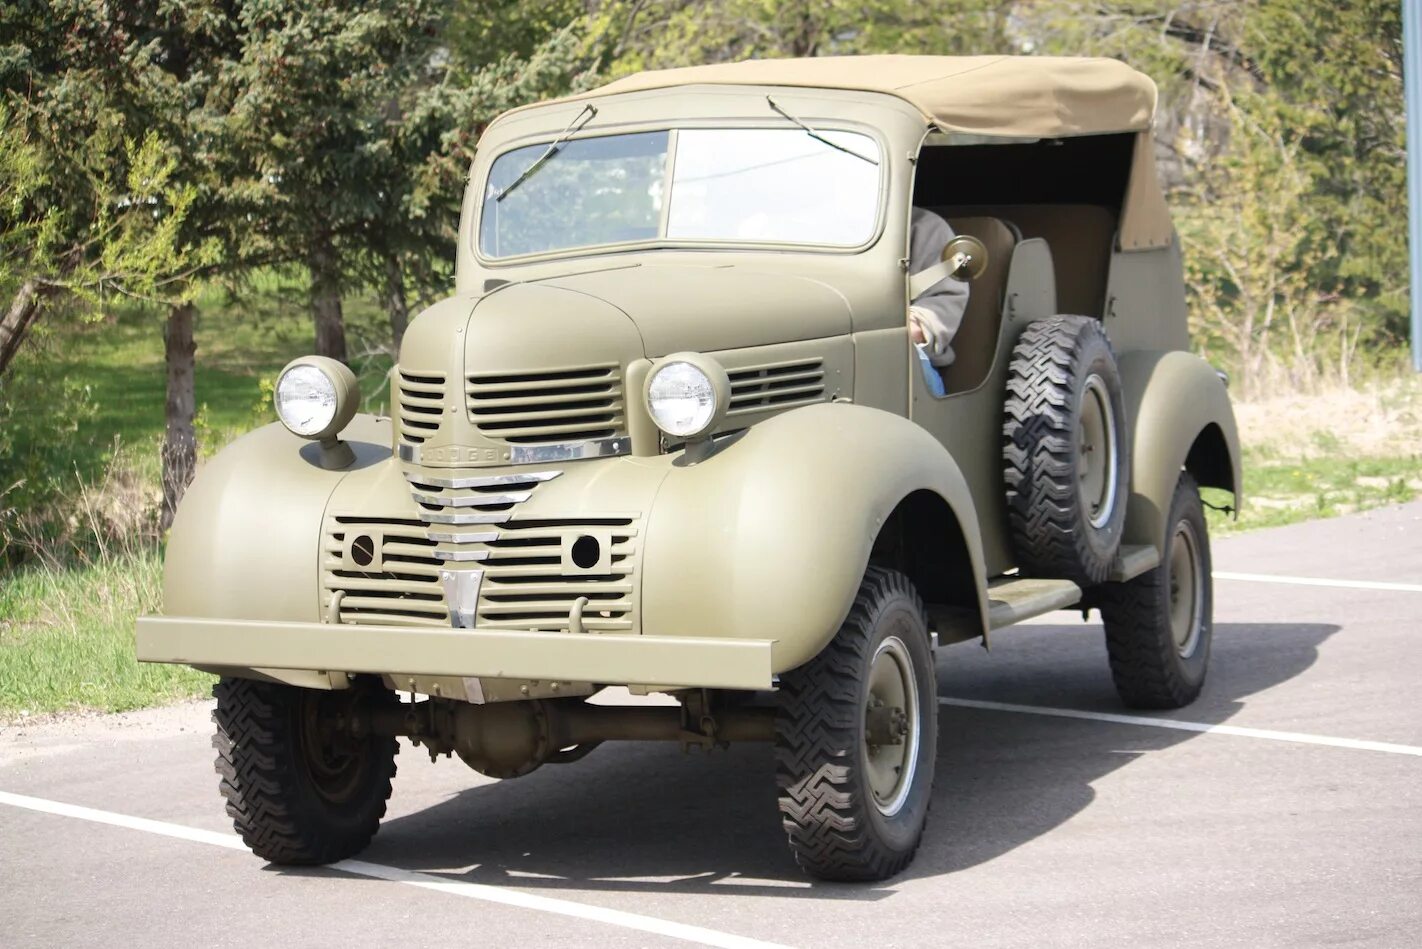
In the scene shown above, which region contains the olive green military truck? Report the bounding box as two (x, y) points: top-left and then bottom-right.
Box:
(137, 55), (1239, 882)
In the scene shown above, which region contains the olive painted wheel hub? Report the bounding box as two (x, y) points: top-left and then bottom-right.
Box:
(863, 635), (921, 817)
(1078, 373), (1119, 530)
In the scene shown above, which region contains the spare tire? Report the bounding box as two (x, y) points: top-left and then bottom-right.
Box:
(1002, 315), (1129, 586)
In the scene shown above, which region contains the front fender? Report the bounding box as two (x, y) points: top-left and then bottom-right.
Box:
(162, 416), (392, 687)
(1119, 350), (1241, 551)
(641, 402), (987, 673)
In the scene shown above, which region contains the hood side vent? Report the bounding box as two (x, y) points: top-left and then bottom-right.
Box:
(726, 359), (826, 417)
(466, 363), (625, 445)
(397, 370), (446, 446)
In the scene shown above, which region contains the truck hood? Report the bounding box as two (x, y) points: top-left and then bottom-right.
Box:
(535, 263), (853, 356)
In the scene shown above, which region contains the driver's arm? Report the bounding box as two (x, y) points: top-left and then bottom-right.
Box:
(908, 208), (970, 367)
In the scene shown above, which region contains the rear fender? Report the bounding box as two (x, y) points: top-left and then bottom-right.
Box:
(1119, 350), (1241, 552)
(640, 402), (988, 672)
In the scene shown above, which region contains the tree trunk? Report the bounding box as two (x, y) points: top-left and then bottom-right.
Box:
(383, 252), (409, 351)
(161, 301), (197, 531)
(0, 278), (51, 377)
(308, 236), (347, 363)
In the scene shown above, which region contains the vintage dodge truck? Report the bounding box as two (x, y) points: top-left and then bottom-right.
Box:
(137, 55), (1240, 881)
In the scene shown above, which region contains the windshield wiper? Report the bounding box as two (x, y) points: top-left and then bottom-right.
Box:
(495, 104), (599, 203)
(766, 96), (878, 165)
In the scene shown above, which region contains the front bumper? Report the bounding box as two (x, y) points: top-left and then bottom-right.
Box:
(135, 616), (775, 691)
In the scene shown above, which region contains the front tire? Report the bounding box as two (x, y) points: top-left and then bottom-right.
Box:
(213, 676), (398, 864)
(1098, 473), (1213, 709)
(775, 567), (937, 881)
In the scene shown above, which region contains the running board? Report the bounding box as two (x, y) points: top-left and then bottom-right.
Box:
(987, 577), (1082, 629)
(1111, 544), (1160, 582)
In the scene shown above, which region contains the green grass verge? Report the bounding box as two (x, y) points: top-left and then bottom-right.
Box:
(1206, 449), (1422, 537)
(0, 551), (213, 718)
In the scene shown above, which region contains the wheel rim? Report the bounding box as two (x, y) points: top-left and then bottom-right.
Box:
(299, 693), (367, 805)
(1169, 519), (1205, 658)
(1078, 374), (1119, 530)
(863, 634), (921, 817)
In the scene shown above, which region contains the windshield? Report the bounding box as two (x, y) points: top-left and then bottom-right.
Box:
(479, 127), (881, 259)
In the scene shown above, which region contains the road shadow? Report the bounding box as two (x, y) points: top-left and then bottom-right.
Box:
(348, 621), (1338, 899)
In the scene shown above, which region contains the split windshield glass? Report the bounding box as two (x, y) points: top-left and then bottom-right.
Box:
(479, 127), (881, 259)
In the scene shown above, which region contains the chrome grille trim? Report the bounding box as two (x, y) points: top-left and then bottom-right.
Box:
(405, 470), (562, 489)
(395, 439), (628, 465)
(421, 511), (512, 525)
(508, 436), (628, 464)
(427, 530), (500, 544)
(433, 548), (491, 563)
(410, 490), (533, 508)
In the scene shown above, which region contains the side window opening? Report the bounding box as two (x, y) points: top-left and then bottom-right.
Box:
(912, 133), (1135, 319)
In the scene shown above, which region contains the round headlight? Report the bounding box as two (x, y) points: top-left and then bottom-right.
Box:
(274, 357), (358, 441)
(645, 354), (729, 440)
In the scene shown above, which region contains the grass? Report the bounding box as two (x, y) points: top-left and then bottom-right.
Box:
(0, 272), (397, 720)
(2, 283), (1419, 719)
(1208, 374), (1422, 536)
(0, 550), (213, 717)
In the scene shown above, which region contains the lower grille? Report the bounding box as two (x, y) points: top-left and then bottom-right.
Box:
(322, 516), (447, 626)
(401, 468), (640, 634)
(479, 518), (638, 632)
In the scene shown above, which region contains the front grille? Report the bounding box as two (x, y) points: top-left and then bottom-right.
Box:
(466, 363), (624, 445)
(322, 516), (447, 626)
(726, 359), (826, 417)
(397, 370), (446, 445)
(479, 517), (638, 632)
(403, 468), (638, 634)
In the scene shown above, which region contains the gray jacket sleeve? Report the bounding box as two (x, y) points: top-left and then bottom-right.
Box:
(909, 207), (970, 367)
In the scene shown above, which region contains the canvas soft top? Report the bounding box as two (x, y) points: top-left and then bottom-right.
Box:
(566, 55), (1157, 139)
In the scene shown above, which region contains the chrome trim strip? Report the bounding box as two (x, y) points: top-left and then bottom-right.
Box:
(397, 434), (630, 466)
(508, 437), (628, 464)
(420, 512), (511, 525)
(404, 470), (563, 489)
(433, 549), (491, 563)
(426, 531), (499, 545)
(409, 490), (533, 508)
(440, 569), (484, 629)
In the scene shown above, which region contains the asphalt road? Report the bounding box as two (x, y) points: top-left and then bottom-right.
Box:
(3, 503), (1420, 948)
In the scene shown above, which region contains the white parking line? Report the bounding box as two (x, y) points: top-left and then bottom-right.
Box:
(0, 790), (793, 949)
(1213, 571), (1422, 593)
(939, 698), (1422, 757)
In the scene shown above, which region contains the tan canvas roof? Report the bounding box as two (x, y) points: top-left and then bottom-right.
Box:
(574, 55), (1157, 138)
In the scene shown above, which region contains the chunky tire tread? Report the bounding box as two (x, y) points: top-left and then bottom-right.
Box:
(775, 567), (935, 882)
(213, 677), (398, 865)
(1098, 473), (1212, 709)
(1003, 315), (1129, 586)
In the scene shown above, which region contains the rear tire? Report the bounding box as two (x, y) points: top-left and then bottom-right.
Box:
(1003, 315), (1129, 585)
(1098, 473), (1213, 709)
(775, 567), (937, 881)
(213, 676), (398, 864)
